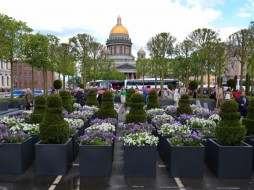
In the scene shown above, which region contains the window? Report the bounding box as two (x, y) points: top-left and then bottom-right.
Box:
(2, 76), (4, 86)
(6, 76), (9, 86)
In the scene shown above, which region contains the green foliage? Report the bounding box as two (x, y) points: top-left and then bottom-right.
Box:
(97, 91), (117, 119)
(53, 80), (62, 90)
(167, 83), (173, 90)
(79, 83), (85, 89)
(189, 80), (198, 90)
(39, 94), (69, 144)
(176, 94), (192, 115)
(215, 100), (246, 145)
(59, 90), (72, 113)
(124, 88), (136, 107)
(242, 98), (254, 135)
(147, 90), (159, 110)
(126, 93), (147, 123)
(227, 79), (237, 90)
(30, 95), (46, 124)
(86, 89), (99, 107)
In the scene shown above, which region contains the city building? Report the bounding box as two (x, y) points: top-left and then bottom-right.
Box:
(0, 61), (11, 91)
(106, 16), (136, 79)
(13, 62), (55, 90)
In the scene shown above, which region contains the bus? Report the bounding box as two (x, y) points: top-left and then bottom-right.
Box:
(124, 78), (179, 90)
(87, 80), (124, 90)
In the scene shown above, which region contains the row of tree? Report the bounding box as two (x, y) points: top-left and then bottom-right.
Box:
(137, 22), (254, 98)
(0, 14), (125, 98)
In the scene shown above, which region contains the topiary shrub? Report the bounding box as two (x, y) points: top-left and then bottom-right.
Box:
(215, 100), (246, 145)
(124, 88), (136, 107)
(59, 90), (72, 113)
(79, 83), (85, 89)
(97, 91), (117, 119)
(39, 94), (70, 144)
(53, 80), (62, 90)
(176, 94), (192, 116)
(86, 89), (99, 107)
(147, 90), (159, 110)
(242, 98), (254, 135)
(227, 79), (237, 90)
(189, 80), (198, 91)
(30, 95), (47, 124)
(126, 93), (147, 124)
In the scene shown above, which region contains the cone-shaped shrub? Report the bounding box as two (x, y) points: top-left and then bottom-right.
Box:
(39, 94), (70, 144)
(215, 100), (246, 145)
(30, 95), (46, 124)
(124, 88), (136, 107)
(176, 94), (192, 116)
(147, 90), (159, 110)
(59, 90), (72, 113)
(86, 89), (99, 107)
(126, 93), (147, 123)
(97, 91), (117, 119)
(242, 98), (254, 135)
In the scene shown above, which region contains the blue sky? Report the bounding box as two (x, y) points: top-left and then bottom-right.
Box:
(0, 0), (253, 56)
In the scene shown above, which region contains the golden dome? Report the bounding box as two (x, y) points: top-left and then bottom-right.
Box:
(110, 16), (129, 35)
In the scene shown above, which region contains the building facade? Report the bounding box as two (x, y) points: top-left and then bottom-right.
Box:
(0, 61), (11, 91)
(106, 16), (136, 79)
(13, 62), (55, 90)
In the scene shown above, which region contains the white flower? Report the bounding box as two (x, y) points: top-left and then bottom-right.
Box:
(64, 118), (84, 128)
(73, 103), (81, 109)
(85, 123), (116, 133)
(119, 132), (159, 146)
(158, 123), (191, 136)
(208, 114), (221, 124)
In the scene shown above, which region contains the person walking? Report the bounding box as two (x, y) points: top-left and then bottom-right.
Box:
(24, 88), (33, 110)
(120, 87), (127, 104)
(79, 89), (87, 107)
(75, 88), (83, 104)
(143, 86), (148, 105)
(174, 88), (180, 106)
(236, 91), (249, 121)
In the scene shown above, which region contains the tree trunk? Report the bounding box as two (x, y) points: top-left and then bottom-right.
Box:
(83, 61), (87, 89)
(10, 61), (14, 99)
(207, 63), (210, 95)
(240, 61), (244, 92)
(93, 56), (96, 87)
(32, 66), (34, 97)
(63, 72), (65, 90)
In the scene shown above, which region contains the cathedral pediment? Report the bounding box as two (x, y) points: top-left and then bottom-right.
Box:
(116, 64), (136, 70)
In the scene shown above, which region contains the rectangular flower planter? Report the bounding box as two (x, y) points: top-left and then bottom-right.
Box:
(35, 138), (73, 175)
(30, 133), (40, 160)
(124, 146), (157, 177)
(206, 139), (253, 178)
(244, 138), (254, 170)
(158, 135), (171, 162)
(78, 120), (89, 136)
(168, 140), (205, 178)
(0, 137), (33, 173)
(79, 144), (113, 176)
(71, 131), (79, 161)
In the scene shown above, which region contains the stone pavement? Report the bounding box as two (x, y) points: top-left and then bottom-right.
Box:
(1, 104), (254, 189)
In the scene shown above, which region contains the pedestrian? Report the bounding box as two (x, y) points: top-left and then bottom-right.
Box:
(174, 88), (180, 106)
(79, 89), (87, 107)
(120, 87), (127, 104)
(24, 88), (33, 110)
(164, 88), (169, 98)
(143, 86), (148, 105)
(236, 91), (249, 121)
(233, 89), (240, 99)
(50, 88), (56, 94)
(224, 87), (232, 100)
(75, 88), (83, 104)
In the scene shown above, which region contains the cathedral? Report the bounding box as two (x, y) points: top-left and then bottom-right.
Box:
(106, 16), (146, 79)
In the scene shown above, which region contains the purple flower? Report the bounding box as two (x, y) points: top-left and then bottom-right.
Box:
(123, 123), (155, 134)
(90, 118), (117, 126)
(79, 130), (115, 145)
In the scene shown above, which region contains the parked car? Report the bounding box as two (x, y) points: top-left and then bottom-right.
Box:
(3, 90), (26, 98)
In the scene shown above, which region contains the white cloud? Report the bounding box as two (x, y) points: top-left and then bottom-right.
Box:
(237, 12), (252, 19)
(0, 0), (233, 55)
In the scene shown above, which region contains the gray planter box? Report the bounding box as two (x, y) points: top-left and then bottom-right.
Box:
(168, 140), (205, 178)
(35, 138), (73, 175)
(79, 144), (113, 176)
(124, 145), (157, 177)
(206, 139), (253, 178)
(0, 137), (33, 173)
(71, 131), (79, 161)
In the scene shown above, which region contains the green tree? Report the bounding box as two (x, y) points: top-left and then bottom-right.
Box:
(0, 14), (32, 98)
(188, 28), (219, 98)
(136, 58), (150, 88)
(147, 32), (176, 98)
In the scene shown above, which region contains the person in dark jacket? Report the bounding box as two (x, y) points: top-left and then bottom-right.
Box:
(236, 91), (249, 118)
(75, 88), (83, 104)
(79, 89), (87, 107)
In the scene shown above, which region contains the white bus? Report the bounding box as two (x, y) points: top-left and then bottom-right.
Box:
(124, 78), (179, 90)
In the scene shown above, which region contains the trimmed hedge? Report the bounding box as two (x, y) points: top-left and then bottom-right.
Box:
(124, 88), (136, 107)
(53, 80), (62, 90)
(215, 100), (246, 145)
(176, 94), (192, 116)
(86, 89), (99, 107)
(59, 90), (72, 113)
(30, 95), (46, 124)
(147, 90), (159, 110)
(126, 93), (147, 123)
(97, 91), (117, 119)
(242, 98), (254, 135)
(39, 94), (69, 144)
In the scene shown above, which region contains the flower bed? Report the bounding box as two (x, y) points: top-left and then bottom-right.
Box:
(123, 123), (155, 135)
(85, 123), (116, 133)
(120, 132), (159, 146)
(90, 118), (117, 126)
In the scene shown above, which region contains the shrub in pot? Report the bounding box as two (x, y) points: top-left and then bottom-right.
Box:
(242, 98), (254, 136)
(53, 79), (62, 90)
(97, 91), (117, 119)
(124, 88), (136, 107)
(86, 89), (99, 107)
(30, 95), (46, 124)
(59, 90), (72, 113)
(147, 90), (159, 110)
(176, 94), (192, 116)
(126, 93), (147, 124)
